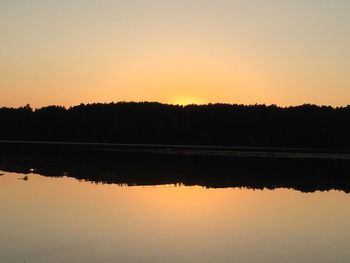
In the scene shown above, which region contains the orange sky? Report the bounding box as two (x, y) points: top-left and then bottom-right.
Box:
(1, 1), (349, 108)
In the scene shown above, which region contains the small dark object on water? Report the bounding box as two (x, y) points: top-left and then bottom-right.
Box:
(19, 176), (29, 181)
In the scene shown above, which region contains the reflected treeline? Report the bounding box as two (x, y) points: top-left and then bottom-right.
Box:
(1, 102), (350, 148)
(1, 145), (350, 193)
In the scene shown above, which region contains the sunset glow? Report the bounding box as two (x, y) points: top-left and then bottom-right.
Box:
(1, 2), (350, 261)
(170, 96), (207, 106)
(1, 1), (349, 107)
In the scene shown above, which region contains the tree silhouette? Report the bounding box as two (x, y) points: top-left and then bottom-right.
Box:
(0, 102), (350, 149)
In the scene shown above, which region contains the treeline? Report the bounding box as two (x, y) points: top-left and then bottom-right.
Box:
(0, 102), (350, 149)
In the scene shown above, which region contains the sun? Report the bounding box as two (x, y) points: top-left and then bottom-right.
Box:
(170, 96), (206, 106)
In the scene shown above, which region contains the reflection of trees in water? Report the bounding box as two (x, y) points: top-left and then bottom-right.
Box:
(1, 148), (350, 193)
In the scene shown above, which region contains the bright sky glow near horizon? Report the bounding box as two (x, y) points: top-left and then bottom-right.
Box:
(0, 0), (349, 108)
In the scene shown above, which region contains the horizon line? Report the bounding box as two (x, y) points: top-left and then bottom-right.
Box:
(1, 101), (350, 110)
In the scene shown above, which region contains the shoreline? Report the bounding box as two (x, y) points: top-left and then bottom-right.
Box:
(1, 140), (350, 160)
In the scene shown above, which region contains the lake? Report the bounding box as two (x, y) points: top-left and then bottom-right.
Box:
(1, 170), (350, 263)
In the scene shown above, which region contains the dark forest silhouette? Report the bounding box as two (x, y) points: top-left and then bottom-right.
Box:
(1, 102), (350, 192)
(1, 102), (350, 149)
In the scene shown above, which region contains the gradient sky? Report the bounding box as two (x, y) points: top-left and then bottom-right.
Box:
(1, 0), (349, 107)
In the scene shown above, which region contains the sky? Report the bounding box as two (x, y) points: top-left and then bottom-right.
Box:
(0, 0), (349, 108)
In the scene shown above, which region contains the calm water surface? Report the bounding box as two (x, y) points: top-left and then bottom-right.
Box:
(1, 171), (350, 263)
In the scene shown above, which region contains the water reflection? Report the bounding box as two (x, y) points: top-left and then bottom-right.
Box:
(1, 172), (350, 263)
(1, 150), (350, 193)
